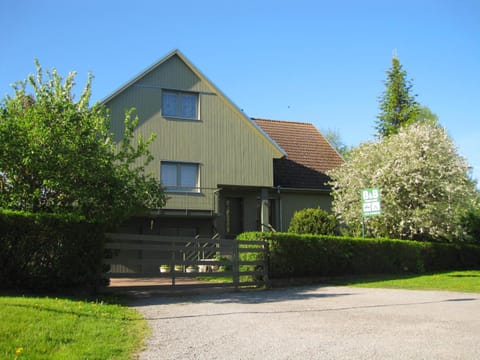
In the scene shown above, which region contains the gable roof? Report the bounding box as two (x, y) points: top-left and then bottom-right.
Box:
(101, 49), (285, 158)
(253, 118), (344, 190)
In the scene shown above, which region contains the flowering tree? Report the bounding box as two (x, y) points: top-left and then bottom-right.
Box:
(0, 61), (165, 226)
(328, 123), (477, 241)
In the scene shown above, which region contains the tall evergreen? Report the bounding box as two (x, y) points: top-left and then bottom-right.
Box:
(375, 56), (419, 138)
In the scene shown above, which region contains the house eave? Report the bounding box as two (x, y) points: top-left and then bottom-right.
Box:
(275, 186), (332, 193)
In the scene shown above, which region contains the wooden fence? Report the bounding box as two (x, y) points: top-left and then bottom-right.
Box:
(104, 233), (268, 289)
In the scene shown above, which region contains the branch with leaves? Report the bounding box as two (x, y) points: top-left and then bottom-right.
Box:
(0, 60), (165, 226)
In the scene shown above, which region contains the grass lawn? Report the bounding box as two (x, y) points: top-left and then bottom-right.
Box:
(199, 270), (480, 293)
(0, 295), (149, 359)
(325, 270), (480, 293)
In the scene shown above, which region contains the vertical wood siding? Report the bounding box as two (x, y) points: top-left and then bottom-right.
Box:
(105, 55), (278, 209)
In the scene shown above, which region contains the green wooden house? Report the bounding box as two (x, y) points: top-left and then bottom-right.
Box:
(102, 50), (343, 238)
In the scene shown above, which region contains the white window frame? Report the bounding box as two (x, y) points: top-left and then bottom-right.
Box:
(160, 161), (200, 193)
(161, 90), (199, 120)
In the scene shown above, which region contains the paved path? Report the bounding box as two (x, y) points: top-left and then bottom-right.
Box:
(132, 285), (480, 359)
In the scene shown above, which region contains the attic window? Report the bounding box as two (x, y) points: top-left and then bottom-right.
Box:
(162, 90), (199, 120)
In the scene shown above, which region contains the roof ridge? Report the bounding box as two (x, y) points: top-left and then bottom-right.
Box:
(252, 118), (314, 126)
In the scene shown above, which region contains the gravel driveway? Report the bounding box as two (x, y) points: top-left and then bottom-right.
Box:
(132, 285), (480, 359)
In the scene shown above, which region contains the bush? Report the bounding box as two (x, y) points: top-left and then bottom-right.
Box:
(0, 209), (107, 291)
(462, 204), (480, 243)
(288, 207), (339, 235)
(241, 232), (480, 279)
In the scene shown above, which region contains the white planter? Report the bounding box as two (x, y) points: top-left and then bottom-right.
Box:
(186, 266), (198, 273)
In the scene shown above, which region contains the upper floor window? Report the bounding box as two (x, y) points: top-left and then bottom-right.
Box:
(162, 90), (199, 120)
(161, 161), (199, 192)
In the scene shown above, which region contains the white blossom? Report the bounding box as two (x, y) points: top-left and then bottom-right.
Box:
(328, 123), (477, 241)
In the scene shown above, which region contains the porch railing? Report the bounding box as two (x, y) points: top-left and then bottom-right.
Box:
(160, 187), (219, 215)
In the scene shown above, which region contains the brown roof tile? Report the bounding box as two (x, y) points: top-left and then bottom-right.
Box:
(253, 118), (344, 189)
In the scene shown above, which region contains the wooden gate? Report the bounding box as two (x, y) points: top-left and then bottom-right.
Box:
(104, 233), (268, 289)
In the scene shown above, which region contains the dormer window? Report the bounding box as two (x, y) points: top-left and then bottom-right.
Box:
(162, 90), (199, 120)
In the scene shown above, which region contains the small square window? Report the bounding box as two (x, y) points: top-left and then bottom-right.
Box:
(162, 90), (199, 120)
(160, 162), (199, 192)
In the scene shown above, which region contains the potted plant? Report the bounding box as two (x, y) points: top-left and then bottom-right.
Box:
(186, 265), (198, 273)
(160, 264), (170, 273)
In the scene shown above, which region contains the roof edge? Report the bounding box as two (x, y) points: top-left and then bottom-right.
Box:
(254, 117), (345, 162)
(253, 118), (314, 126)
(100, 49), (180, 104)
(99, 50), (286, 157)
(172, 52), (287, 158)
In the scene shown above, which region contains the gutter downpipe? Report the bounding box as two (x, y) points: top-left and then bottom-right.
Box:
(276, 185), (283, 232)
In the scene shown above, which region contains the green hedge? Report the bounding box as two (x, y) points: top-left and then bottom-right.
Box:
(0, 210), (107, 291)
(239, 232), (480, 279)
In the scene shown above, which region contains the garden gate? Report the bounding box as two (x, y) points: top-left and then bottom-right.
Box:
(104, 233), (268, 289)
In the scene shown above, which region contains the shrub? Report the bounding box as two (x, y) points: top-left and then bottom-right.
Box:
(462, 203), (480, 243)
(288, 207), (339, 235)
(241, 232), (480, 279)
(0, 209), (106, 291)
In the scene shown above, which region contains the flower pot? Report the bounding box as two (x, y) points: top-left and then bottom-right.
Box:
(186, 266), (198, 273)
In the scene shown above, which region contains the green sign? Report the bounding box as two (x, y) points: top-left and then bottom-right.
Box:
(361, 188), (381, 217)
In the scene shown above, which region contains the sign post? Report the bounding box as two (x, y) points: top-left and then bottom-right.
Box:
(361, 188), (381, 237)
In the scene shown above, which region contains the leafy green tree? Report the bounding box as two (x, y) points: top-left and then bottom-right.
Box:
(415, 105), (438, 125)
(328, 123), (477, 242)
(323, 128), (350, 158)
(0, 60), (165, 226)
(375, 56), (419, 138)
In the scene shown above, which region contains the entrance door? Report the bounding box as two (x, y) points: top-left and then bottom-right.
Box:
(225, 197), (243, 238)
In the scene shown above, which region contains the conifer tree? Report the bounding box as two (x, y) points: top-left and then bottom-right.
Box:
(375, 56), (419, 138)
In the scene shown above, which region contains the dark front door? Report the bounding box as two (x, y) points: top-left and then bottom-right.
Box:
(225, 197), (243, 238)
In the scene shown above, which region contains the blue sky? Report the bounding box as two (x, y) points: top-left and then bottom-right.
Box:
(1, 0), (479, 183)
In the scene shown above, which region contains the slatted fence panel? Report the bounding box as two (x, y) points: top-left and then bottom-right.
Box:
(104, 233), (268, 288)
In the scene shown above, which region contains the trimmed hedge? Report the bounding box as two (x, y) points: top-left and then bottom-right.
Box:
(238, 232), (480, 279)
(0, 210), (106, 291)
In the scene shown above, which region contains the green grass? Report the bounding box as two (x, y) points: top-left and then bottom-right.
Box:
(199, 270), (480, 293)
(326, 270), (480, 293)
(196, 275), (233, 283)
(0, 295), (149, 359)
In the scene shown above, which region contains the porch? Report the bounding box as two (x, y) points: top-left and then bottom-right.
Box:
(140, 186), (274, 239)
